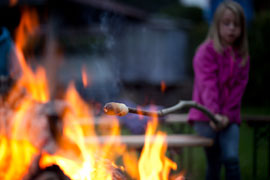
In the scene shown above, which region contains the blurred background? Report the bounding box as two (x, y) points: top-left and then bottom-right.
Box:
(1, 0), (270, 179)
(1, 0), (269, 109)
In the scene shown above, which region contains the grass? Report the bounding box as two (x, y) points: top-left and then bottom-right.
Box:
(241, 106), (270, 115)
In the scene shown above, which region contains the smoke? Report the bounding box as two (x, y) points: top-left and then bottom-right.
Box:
(74, 12), (127, 107)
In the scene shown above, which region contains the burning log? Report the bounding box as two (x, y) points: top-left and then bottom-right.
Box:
(111, 167), (128, 180)
(28, 164), (71, 180)
(104, 100), (219, 124)
(28, 164), (128, 180)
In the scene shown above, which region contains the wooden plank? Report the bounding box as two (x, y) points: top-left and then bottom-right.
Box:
(77, 114), (270, 126)
(77, 114), (189, 126)
(165, 114), (188, 124)
(76, 114), (187, 126)
(165, 114), (270, 124)
(84, 135), (213, 148)
(242, 115), (270, 123)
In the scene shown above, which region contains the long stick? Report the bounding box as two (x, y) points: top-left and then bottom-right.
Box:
(104, 100), (219, 124)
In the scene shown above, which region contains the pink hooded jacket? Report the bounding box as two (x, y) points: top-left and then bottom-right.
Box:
(188, 40), (249, 124)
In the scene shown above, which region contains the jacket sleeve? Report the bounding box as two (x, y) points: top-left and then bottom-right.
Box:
(193, 45), (220, 114)
(222, 57), (250, 119)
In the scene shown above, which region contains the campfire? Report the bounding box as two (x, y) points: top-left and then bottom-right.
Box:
(0, 7), (183, 180)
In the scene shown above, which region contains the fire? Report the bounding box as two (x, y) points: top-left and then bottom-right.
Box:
(0, 98), (44, 180)
(0, 5), (181, 180)
(0, 7), (49, 180)
(161, 81), (166, 93)
(0, 136), (38, 180)
(39, 99), (179, 180)
(81, 66), (89, 88)
(13, 7), (49, 103)
(39, 83), (127, 180)
(15, 7), (39, 51)
(9, 0), (18, 6)
(138, 116), (177, 180)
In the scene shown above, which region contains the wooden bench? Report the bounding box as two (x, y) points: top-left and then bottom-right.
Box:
(78, 114), (189, 126)
(83, 115), (213, 174)
(165, 113), (270, 125)
(84, 134), (213, 148)
(81, 114), (213, 149)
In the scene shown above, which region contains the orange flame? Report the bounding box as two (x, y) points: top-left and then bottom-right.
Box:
(0, 7), (48, 180)
(13, 7), (49, 102)
(39, 83), (126, 179)
(139, 116), (177, 180)
(0, 99), (42, 180)
(82, 66), (89, 87)
(0, 136), (38, 180)
(15, 7), (39, 51)
(161, 81), (166, 93)
(123, 150), (139, 179)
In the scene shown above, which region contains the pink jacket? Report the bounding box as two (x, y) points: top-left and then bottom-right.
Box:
(188, 40), (249, 124)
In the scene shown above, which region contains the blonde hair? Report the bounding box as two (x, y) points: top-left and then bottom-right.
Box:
(207, 0), (249, 65)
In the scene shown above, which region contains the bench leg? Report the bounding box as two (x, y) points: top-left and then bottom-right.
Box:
(253, 127), (257, 179)
(268, 128), (270, 179)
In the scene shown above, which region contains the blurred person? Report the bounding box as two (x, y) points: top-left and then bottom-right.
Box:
(188, 1), (249, 180)
(0, 26), (21, 96)
(0, 26), (21, 79)
(0, 7), (26, 96)
(0, 26), (13, 76)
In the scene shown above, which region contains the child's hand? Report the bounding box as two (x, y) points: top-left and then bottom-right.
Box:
(210, 114), (229, 131)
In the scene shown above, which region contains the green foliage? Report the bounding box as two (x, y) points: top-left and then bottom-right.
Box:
(158, 2), (207, 77)
(242, 106), (270, 115)
(115, 0), (177, 12)
(243, 11), (270, 107)
(159, 2), (204, 23)
(187, 22), (208, 75)
(58, 34), (107, 55)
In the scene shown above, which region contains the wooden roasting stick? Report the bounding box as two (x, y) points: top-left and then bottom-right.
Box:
(104, 100), (219, 125)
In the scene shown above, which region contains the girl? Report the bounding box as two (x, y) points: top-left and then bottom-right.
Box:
(188, 1), (249, 180)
